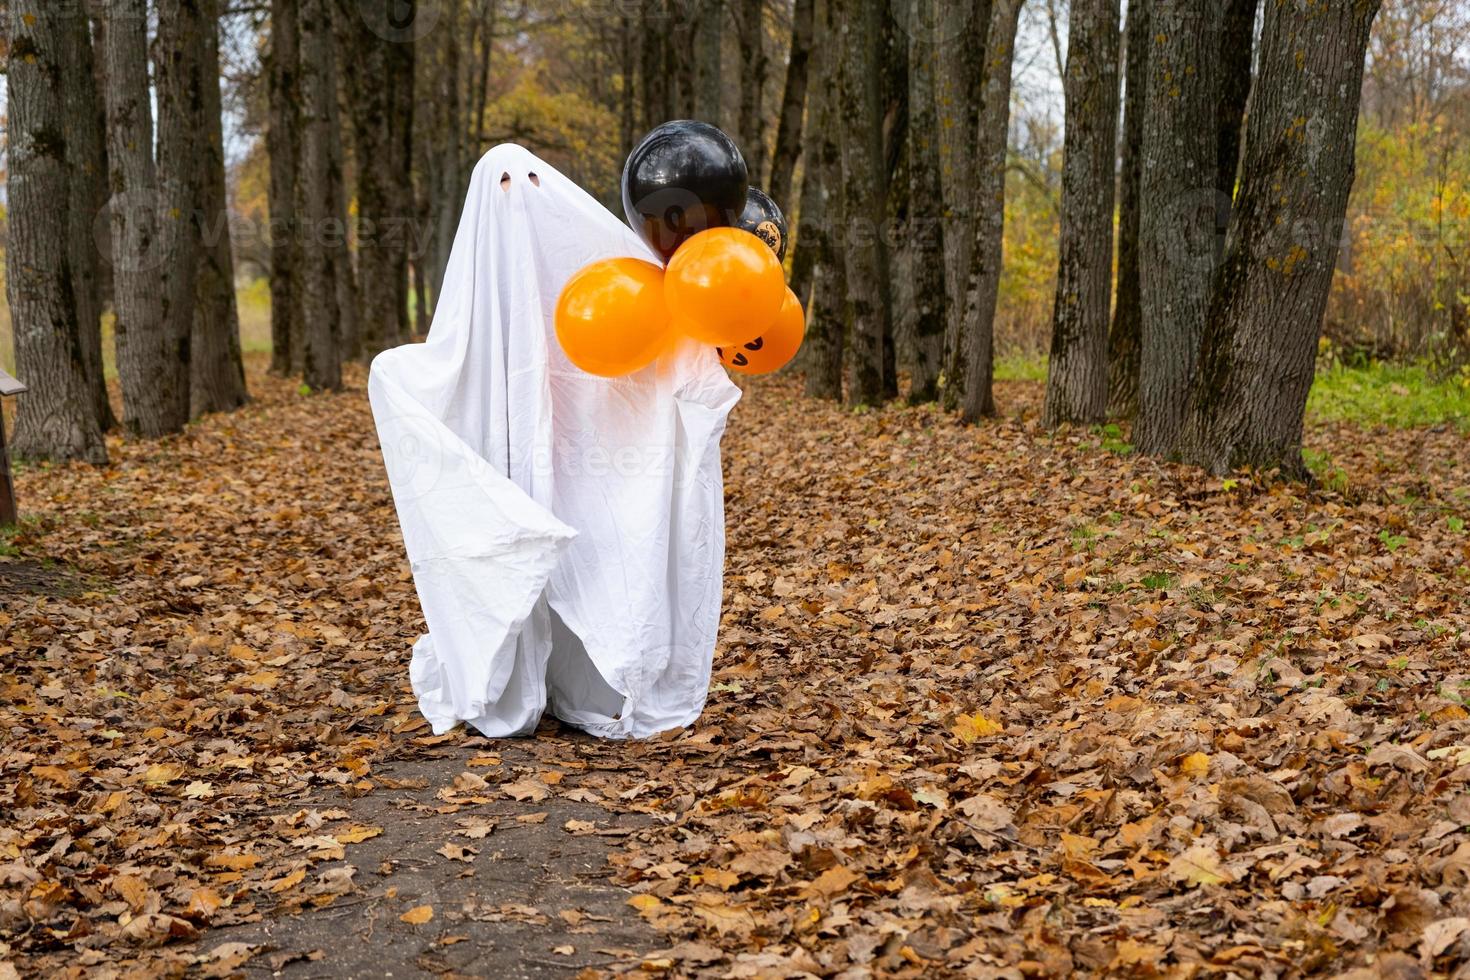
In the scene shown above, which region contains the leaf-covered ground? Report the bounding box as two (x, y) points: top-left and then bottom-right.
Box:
(3, 360), (1470, 977)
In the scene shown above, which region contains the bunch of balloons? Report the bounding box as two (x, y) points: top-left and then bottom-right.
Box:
(555, 121), (806, 378)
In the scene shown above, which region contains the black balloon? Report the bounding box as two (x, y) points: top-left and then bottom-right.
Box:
(621, 121), (748, 262)
(736, 187), (789, 262)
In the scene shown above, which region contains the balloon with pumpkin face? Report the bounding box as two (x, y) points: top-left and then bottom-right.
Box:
(716, 286), (805, 375)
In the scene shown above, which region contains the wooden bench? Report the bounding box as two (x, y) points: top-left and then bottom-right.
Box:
(0, 368), (27, 526)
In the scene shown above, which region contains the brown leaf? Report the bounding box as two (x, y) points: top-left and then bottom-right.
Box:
(399, 905), (433, 925)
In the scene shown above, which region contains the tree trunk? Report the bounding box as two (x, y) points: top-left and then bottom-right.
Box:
(1042, 0), (1120, 427)
(413, 260), (429, 337)
(326, 21), (359, 363)
(789, 6), (826, 315)
(429, 1), (464, 309)
(800, 0), (845, 400)
(836, 0), (892, 406)
(640, 1), (672, 131)
(1216, 0), (1258, 234)
(1179, 0), (1381, 476)
(6, 1), (108, 464)
(1134, 0), (1221, 456)
(935, 0), (992, 405)
(951, 0), (1024, 422)
(879, 5), (906, 404)
(154, 0), (205, 427)
(267, 0), (301, 376)
(1106, 0), (1148, 419)
(386, 3), (416, 346)
(904, 0), (947, 403)
(767, 0), (813, 205)
(620, 13), (639, 154)
(736, 0), (768, 179)
(58, 6), (116, 432)
(88, 7), (116, 312)
(345, 0), (394, 360)
(192, 0), (249, 417)
(104, 0), (177, 437)
(298, 0), (342, 391)
(694, 0), (723, 125)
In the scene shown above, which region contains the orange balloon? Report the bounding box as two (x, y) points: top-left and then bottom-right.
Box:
(555, 258), (671, 377)
(717, 287), (805, 375)
(664, 227), (786, 347)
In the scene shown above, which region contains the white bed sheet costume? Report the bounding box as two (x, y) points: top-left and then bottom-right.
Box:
(369, 145), (741, 740)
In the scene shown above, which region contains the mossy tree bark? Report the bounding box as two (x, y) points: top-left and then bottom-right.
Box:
(1135, 0), (1222, 455)
(1043, 0), (1121, 428)
(1179, 0), (1381, 476)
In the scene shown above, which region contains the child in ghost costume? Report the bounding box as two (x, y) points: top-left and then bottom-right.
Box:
(368, 145), (741, 740)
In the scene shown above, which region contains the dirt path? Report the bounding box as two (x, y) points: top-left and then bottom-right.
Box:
(209, 744), (658, 979)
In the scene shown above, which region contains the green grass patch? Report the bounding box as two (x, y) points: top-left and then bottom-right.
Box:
(994, 354), (1047, 383)
(1308, 361), (1470, 432)
(237, 277), (274, 354)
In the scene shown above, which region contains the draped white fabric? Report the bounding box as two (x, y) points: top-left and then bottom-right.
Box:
(368, 144), (741, 739)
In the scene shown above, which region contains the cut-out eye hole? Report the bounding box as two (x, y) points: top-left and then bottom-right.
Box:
(500, 172), (511, 191)
(528, 172), (540, 187)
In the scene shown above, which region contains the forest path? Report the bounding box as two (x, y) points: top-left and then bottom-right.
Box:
(208, 746), (658, 979)
(4, 358), (1470, 976)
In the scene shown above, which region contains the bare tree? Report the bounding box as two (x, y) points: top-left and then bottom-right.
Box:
(154, 0), (206, 424)
(386, 8), (417, 344)
(342, 2), (395, 360)
(1179, 0), (1382, 475)
(801, 0), (847, 400)
(905, 0), (948, 403)
(1106, 0), (1148, 418)
(298, 0), (343, 391)
(935, 0), (992, 406)
(104, 0), (181, 436)
(640, 1), (674, 130)
(1043, 0), (1120, 427)
(1135, 0), (1222, 455)
(767, 0), (814, 204)
(6, 1), (108, 463)
(59, 6), (116, 432)
(326, 20), (359, 362)
(192, 0), (249, 416)
(1216, 0), (1259, 234)
(736, 0), (769, 177)
(695, 0), (724, 125)
(267, 0), (302, 375)
(836, 0), (894, 405)
(950, 0), (1026, 422)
